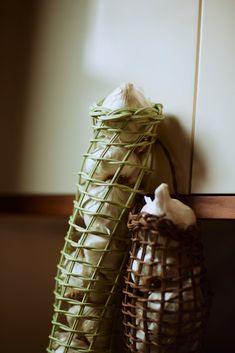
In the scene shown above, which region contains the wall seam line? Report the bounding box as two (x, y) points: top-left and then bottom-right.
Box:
(189, 0), (203, 194)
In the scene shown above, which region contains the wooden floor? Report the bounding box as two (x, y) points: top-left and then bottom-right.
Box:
(0, 214), (67, 353)
(0, 213), (234, 352)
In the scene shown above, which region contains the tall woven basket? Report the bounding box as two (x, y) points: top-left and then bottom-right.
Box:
(47, 100), (164, 353)
(122, 211), (211, 353)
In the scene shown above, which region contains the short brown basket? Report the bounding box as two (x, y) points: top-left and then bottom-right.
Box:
(122, 211), (211, 353)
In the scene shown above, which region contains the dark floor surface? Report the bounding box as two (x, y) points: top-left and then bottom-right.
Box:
(0, 214), (234, 352)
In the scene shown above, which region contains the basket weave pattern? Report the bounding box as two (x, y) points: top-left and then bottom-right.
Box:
(122, 212), (211, 353)
(47, 103), (163, 352)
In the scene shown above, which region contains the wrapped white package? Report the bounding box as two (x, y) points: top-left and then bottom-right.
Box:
(80, 181), (130, 234)
(83, 145), (140, 185)
(66, 304), (112, 347)
(79, 181), (130, 284)
(102, 83), (151, 110)
(60, 251), (85, 298)
(98, 83), (156, 144)
(135, 280), (203, 352)
(60, 251), (109, 303)
(53, 332), (89, 353)
(82, 234), (126, 280)
(141, 183), (196, 230)
(131, 242), (180, 285)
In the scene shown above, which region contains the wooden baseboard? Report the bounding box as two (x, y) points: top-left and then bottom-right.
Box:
(1, 194), (235, 219)
(181, 195), (235, 219)
(0, 194), (74, 217)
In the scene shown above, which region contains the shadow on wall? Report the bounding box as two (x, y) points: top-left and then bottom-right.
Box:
(145, 115), (207, 194)
(0, 0), (118, 194)
(0, 1), (42, 193)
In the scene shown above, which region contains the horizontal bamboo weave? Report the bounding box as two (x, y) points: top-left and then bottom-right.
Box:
(122, 211), (211, 353)
(47, 103), (164, 353)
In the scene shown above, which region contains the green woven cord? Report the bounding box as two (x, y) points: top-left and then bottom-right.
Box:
(47, 101), (164, 353)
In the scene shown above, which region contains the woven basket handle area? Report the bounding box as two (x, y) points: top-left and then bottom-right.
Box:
(156, 139), (178, 195)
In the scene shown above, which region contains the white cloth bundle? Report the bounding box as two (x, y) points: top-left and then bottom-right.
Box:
(102, 83), (151, 110)
(100, 83), (153, 143)
(66, 305), (112, 347)
(60, 251), (85, 297)
(61, 251), (109, 303)
(83, 145), (140, 185)
(131, 241), (180, 285)
(131, 235), (193, 285)
(141, 183), (196, 229)
(80, 181), (130, 234)
(78, 182), (130, 289)
(82, 234), (126, 281)
(135, 279), (203, 352)
(79, 182), (131, 283)
(54, 332), (89, 353)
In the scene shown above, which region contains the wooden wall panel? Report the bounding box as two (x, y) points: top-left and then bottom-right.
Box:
(192, 0), (235, 193)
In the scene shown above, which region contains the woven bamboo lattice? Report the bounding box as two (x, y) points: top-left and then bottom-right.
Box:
(122, 212), (211, 353)
(47, 101), (164, 353)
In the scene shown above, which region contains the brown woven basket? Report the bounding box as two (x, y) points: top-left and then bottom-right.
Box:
(122, 211), (211, 353)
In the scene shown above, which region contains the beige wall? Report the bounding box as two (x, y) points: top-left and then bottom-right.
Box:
(1, 0), (235, 194)
(192, 0), (235, 192)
